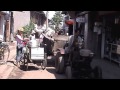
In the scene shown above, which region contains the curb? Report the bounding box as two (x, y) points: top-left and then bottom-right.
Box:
(4, 45), (16, 54)
(0, 66), (14, 79)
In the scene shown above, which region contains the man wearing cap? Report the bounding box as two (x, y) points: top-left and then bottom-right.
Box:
(15, 28), (24, 64)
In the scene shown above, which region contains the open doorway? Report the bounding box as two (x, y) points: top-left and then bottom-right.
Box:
(68, 24), (73, 35)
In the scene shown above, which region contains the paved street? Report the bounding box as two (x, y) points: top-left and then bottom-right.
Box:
(8, 67), (66, 79)
(0, 44), (16, 79)
(1, 36), (120, 79)
(6, 55), (120, 79)
(91, 58), (120, 79)
(1, 11), (120, 79)
(0, 48), (120, 79)
(8, 57), (66, 79)
(0, 41), (67, 79)
(53, 35), (69, 41)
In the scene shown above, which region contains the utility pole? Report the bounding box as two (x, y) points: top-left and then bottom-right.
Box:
(4, 12), (10, 42)
(46, 11), (49, 31)
(10, 11), (14, 42)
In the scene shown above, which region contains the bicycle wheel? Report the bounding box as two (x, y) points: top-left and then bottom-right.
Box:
(0, 47), (5, 65)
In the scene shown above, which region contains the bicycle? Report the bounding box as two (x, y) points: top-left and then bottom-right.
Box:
(0, 42), (10, 65)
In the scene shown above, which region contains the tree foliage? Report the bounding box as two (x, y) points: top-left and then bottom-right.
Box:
(22, 21), (35, 37)
(51, 11), (63, 29)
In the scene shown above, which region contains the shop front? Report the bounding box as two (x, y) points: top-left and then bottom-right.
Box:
(98, 11), (120, 64)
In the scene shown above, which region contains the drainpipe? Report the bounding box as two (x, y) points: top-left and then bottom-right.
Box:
(5, 20), (10, 42)
(4, 12), (10, 42)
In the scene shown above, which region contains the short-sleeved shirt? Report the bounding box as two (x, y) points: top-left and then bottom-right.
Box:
(16, 34), (23, 46)
(68, 35), (82, 48)
(29, 35), (35, 40)
(65, 35), (82, 53)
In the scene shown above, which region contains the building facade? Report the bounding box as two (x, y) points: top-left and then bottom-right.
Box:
(62, 11), (120, 62)
(13, 11), (30, 33)
(0, 11), (10, 41)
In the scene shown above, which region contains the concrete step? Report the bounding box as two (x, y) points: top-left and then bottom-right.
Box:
(0, 65), (14, 79)
(0, 49), (16, 79)
(0, 62), (15, 79)
(0, 64), (8, 74)
(3, 41), (17, 46)
(9, 46), (16, 51)
(0, 63), (16, 79)
(8, 41), (17, 46)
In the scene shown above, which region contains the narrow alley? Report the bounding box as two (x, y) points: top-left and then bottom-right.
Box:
(0, 11), (120, 79)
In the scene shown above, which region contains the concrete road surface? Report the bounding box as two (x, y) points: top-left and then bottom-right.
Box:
(2, 35), (120, 79)
(53, 35), (69, 41)
(8, 57), (66, 79)
(8, 66), (66, 79)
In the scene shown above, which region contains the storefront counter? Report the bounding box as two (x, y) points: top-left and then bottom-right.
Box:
(104, 43), (120, 66)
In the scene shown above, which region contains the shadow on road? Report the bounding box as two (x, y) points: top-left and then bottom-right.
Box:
(18, 55), (55, 71)
(20, 65), (39, 71)
(47, 56), (55, 67)
(7, 61), (15, 65)
(46, 68), (66, 79)
(46, 56), (66, 79)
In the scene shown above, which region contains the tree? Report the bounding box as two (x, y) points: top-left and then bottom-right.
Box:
(51, 11), (63, 32)
(22, 21), (35, 37)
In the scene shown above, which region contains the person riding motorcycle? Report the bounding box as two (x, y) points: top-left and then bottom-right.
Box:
(65, 29), (83, 54)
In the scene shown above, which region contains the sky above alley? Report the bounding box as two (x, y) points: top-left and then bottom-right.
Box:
(43, 11), (55, 19)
